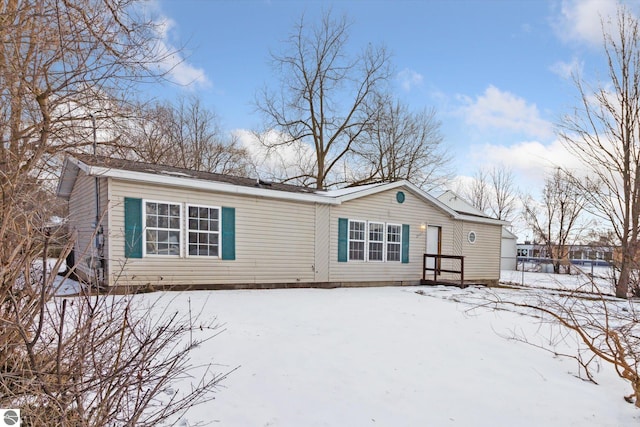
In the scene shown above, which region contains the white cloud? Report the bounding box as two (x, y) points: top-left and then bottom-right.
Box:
(553, 0), (620, 46)
(464, 138), (587, 192)
(142, 2), (211, 89)
(549, 57), (584, 79)
(458, 85), (554, 140)
(233, 129), (315, 181)
(397, 68), (424, 91)
(154, 22), (210, 88)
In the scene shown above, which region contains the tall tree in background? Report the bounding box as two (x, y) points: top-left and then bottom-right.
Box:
(0, 1), (223, 423)
(465, 169), (490, 214)
(559, 7), (640, 298)
(112, 96), (253, 176)
(464, 165), (517, 221)
(255, 10), (392, 189)
(523, 169), (588, 274)
(489, 165), (517, 221)
(349, 96), (452, 190)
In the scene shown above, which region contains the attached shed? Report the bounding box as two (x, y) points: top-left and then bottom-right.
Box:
(500, 227), (518, 271)
(57, 155), (507, 291)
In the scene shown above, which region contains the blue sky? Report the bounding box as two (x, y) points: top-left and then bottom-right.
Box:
(146, 0), (628, 194)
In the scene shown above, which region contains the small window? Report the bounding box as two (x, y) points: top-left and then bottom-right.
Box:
(145, 201), (181, 255)
(349, 220), (365, 261)
(468, 231), (477, 244)
(368, 222), (384, 261)
(387, 224), (402, 262)
(187, 205), (220, 257)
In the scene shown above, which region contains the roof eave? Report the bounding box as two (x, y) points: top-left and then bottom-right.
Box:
(56, 157), (81, 200)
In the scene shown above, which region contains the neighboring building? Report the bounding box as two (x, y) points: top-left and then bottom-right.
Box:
(57, 155), (508, 291)
(516, 241), (613, 267)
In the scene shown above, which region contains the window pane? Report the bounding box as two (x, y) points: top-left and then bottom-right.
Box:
(369, 242), (383, 261)
(170, 217), (180, 229)
(387, 244), (400, 262)
(349, 241), (364, 260)
(146, 215), (157, 228)
(146, 202), (157, 215)
(170, 204), (180, 217)
(209, 234), (219, 245)
(158, 203), (168, 216)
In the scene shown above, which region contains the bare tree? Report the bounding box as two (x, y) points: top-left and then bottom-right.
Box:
(348, 96), (452, 190)
(463, 165), (517, 220)
(0, 1), (228, 424)
(255, 10), (392, 189)
(112, 97), (253, 176)
(523, 168), (589, 274)
(559, 7), (640, 297)
(482, 275), (640, 407)
(488, 165), (517, 221)
(464, 169), (490, 214)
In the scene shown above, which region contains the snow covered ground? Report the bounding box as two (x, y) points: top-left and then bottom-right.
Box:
(54, 269), (640, 426)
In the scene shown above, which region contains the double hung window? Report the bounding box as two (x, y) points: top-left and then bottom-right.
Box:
(386, 224), (402, 262)
(145, 201), (181, 255)
(368, 222), (385, 261)
(187, 205), (220, 257)
(348, 220), (366, 261)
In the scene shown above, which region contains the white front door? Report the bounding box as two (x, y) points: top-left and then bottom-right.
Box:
(426, 226), (441, 270)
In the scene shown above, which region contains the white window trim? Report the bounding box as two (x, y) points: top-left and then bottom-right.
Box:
(386, 223), (402, 262)
(143, 199), (183, 257)
(348, 219), (366, 262)
(186, 204), (221, 258)
(346, 219), (403, 263)
(367, 221), (385, 262)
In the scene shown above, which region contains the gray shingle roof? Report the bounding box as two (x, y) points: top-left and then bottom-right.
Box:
(72, 154), (318, 194)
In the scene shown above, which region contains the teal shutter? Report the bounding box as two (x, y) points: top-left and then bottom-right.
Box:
(221, 207), (236, 260)
(401, 224), (410, 264)
(124, 197), (143, 258)
(338, 218), (348, 262)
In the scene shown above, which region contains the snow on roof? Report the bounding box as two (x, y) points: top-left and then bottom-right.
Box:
(437, 190), (486, 216)
(319, 182), (390, 197)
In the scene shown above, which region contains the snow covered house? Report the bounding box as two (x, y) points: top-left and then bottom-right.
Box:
(57, 155), (508, 291)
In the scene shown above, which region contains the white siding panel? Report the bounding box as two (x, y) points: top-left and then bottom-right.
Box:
(107, 179), (316, 287)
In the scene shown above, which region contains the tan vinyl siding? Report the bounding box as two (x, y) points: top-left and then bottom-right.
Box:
(460, 222), (502, 281)
(67, 172), (103, 280)
(329, 188), (455, 283)
(314, 204), (330, 281)
(107, 179), (316, 287)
